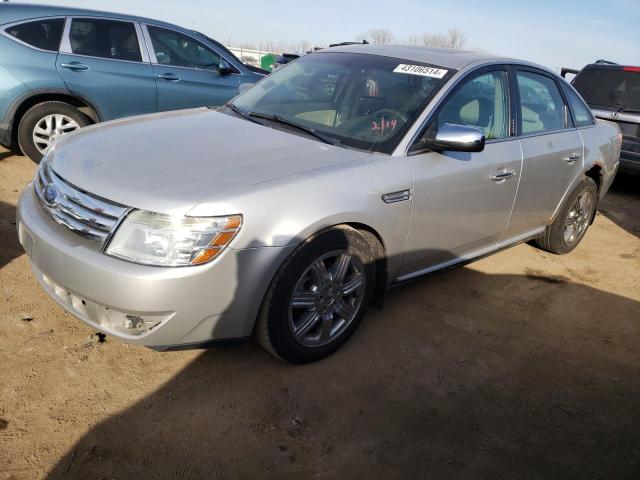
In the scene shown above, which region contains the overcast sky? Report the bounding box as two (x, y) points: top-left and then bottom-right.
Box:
(14, 0), (640, 71)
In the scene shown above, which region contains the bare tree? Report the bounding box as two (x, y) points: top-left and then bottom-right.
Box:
(296, 40), (312, 54)
(420, 28), (467, 49)
(405, 35), (422, 46)
(359, 28), (394, 45)
(446, 28), (466, 49)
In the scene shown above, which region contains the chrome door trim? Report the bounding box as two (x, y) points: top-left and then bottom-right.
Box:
(140, 23), (157, 64)
(59, 16), (72, 53)
(134, 22), (150, 63)
(0, 16), (67, 53)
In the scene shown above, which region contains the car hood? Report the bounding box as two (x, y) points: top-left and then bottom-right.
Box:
(50, 108), (364, 215)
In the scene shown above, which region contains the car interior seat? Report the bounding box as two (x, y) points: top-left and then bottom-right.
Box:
(119, 33), (140, 61)
(70, 26), (97, 57)
(521, 106), (545, 133)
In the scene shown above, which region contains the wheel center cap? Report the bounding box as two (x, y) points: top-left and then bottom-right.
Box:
(316, 283), (342, 310)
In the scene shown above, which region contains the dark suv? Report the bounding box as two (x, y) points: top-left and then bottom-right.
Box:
(563, 61), (640, 174)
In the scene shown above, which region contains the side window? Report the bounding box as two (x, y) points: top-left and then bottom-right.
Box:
(434, 70), (509, 140)
(564, 86), (594, 127)
(5, 18), (64, 52)
(147, 26), (221, 71)
(516, 71), (566, 134)
(69, 19), (141, 62)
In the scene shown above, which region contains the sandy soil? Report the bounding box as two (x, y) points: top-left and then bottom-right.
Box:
(1, 147), (639, 479)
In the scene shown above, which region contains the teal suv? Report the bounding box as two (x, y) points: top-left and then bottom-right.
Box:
(0, 4), (264, 162)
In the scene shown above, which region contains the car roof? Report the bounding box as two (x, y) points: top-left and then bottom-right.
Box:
(0, 3), (180, 30)
(321, 43), (544, 72)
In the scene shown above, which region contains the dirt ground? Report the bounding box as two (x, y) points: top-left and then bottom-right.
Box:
(1, 146), (639, 480)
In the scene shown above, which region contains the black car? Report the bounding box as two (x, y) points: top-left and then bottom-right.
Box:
(563, 61), (640, 174)
(271, 53), (300, 71)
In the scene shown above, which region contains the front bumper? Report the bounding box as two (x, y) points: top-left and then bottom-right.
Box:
(17, 186), (293, 349)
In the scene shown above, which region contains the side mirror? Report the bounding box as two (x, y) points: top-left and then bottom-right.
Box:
(218, 60), (235, 76)
(423, 123), (486, 153)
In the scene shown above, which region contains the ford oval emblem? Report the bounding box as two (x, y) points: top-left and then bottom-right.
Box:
(43, 184), (59, 207)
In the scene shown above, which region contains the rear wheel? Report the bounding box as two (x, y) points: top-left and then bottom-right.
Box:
(256, 227), (376, 364)
(535, 177), (598, 254)
(18, 101), (90, 163)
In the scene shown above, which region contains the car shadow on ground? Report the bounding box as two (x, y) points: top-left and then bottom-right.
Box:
(0, 200), (22, 269)
(599, 172), (640, 239)
(45, 261), (640, 479)
(0, 150), (15, 162)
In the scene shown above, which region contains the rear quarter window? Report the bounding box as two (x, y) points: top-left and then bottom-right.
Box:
(5, 18), (65, 52)
(564, 87), (594, 127)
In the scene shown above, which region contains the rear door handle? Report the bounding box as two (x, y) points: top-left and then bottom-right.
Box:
(60, 62), (89, 71)
(157, 73), (180, 81)
(563, 152), (582, 164)
(491, 169), (516, 182)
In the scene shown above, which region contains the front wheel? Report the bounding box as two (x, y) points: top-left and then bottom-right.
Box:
(534, 177), (598, 254)
(18, 101), (90, 163)
(256, 227), (376, 364)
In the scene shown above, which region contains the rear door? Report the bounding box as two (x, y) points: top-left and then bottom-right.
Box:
(57, 17), (157, 120)
(401, 67), (522, 275)
(504, 68), (583, 238)
(143, 25), (241, 111)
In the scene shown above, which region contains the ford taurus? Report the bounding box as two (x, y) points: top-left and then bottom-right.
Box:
(17, 45), (622, 363)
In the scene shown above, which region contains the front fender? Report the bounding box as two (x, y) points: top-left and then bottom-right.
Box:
(189, 155), (414, 283)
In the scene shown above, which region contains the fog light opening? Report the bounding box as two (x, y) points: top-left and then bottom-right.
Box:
(124, 315), (145, 330)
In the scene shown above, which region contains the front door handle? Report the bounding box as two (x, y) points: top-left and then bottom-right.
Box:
(491, 169), (516, 182)
(563, 152), (582, 164)
(60, 62), (89, 71)
(157, 73), (180, 81)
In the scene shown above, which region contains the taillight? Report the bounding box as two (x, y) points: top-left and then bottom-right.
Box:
(623, 67), (640, 72)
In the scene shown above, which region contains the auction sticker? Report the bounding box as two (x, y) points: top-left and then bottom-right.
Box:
(393, 64), (448, 78)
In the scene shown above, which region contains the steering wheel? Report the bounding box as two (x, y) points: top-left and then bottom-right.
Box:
(344, 108), (408, 140)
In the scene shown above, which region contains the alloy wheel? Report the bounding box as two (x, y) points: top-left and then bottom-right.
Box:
(32, 114), (81, 155)
(288, 250), (366, 347)
(564, 191), (593, 245)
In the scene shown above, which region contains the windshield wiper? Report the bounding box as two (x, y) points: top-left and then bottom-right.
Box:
(222, 103), (261, 124)
(248, 112), (339, 146)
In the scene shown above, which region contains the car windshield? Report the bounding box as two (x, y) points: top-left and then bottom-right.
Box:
(573, 67), (640, 113)
(229, 52), (453, 153)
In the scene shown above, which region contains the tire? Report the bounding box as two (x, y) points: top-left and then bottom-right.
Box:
(18, 101), (90, 163)
(534, 177), (598, 254)
(256, 227), (376, 364)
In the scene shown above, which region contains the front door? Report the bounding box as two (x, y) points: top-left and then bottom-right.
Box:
(401, 68), (521, 276)
(144, 25), (240, 111)
(57, 18), (157, 120)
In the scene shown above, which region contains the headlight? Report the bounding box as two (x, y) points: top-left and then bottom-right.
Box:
(105, 210), (242, 267)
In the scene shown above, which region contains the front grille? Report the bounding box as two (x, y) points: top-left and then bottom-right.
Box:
(34, 161), (129, 246)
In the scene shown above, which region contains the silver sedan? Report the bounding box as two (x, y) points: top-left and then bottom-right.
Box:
(17, 45), (622, 363)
